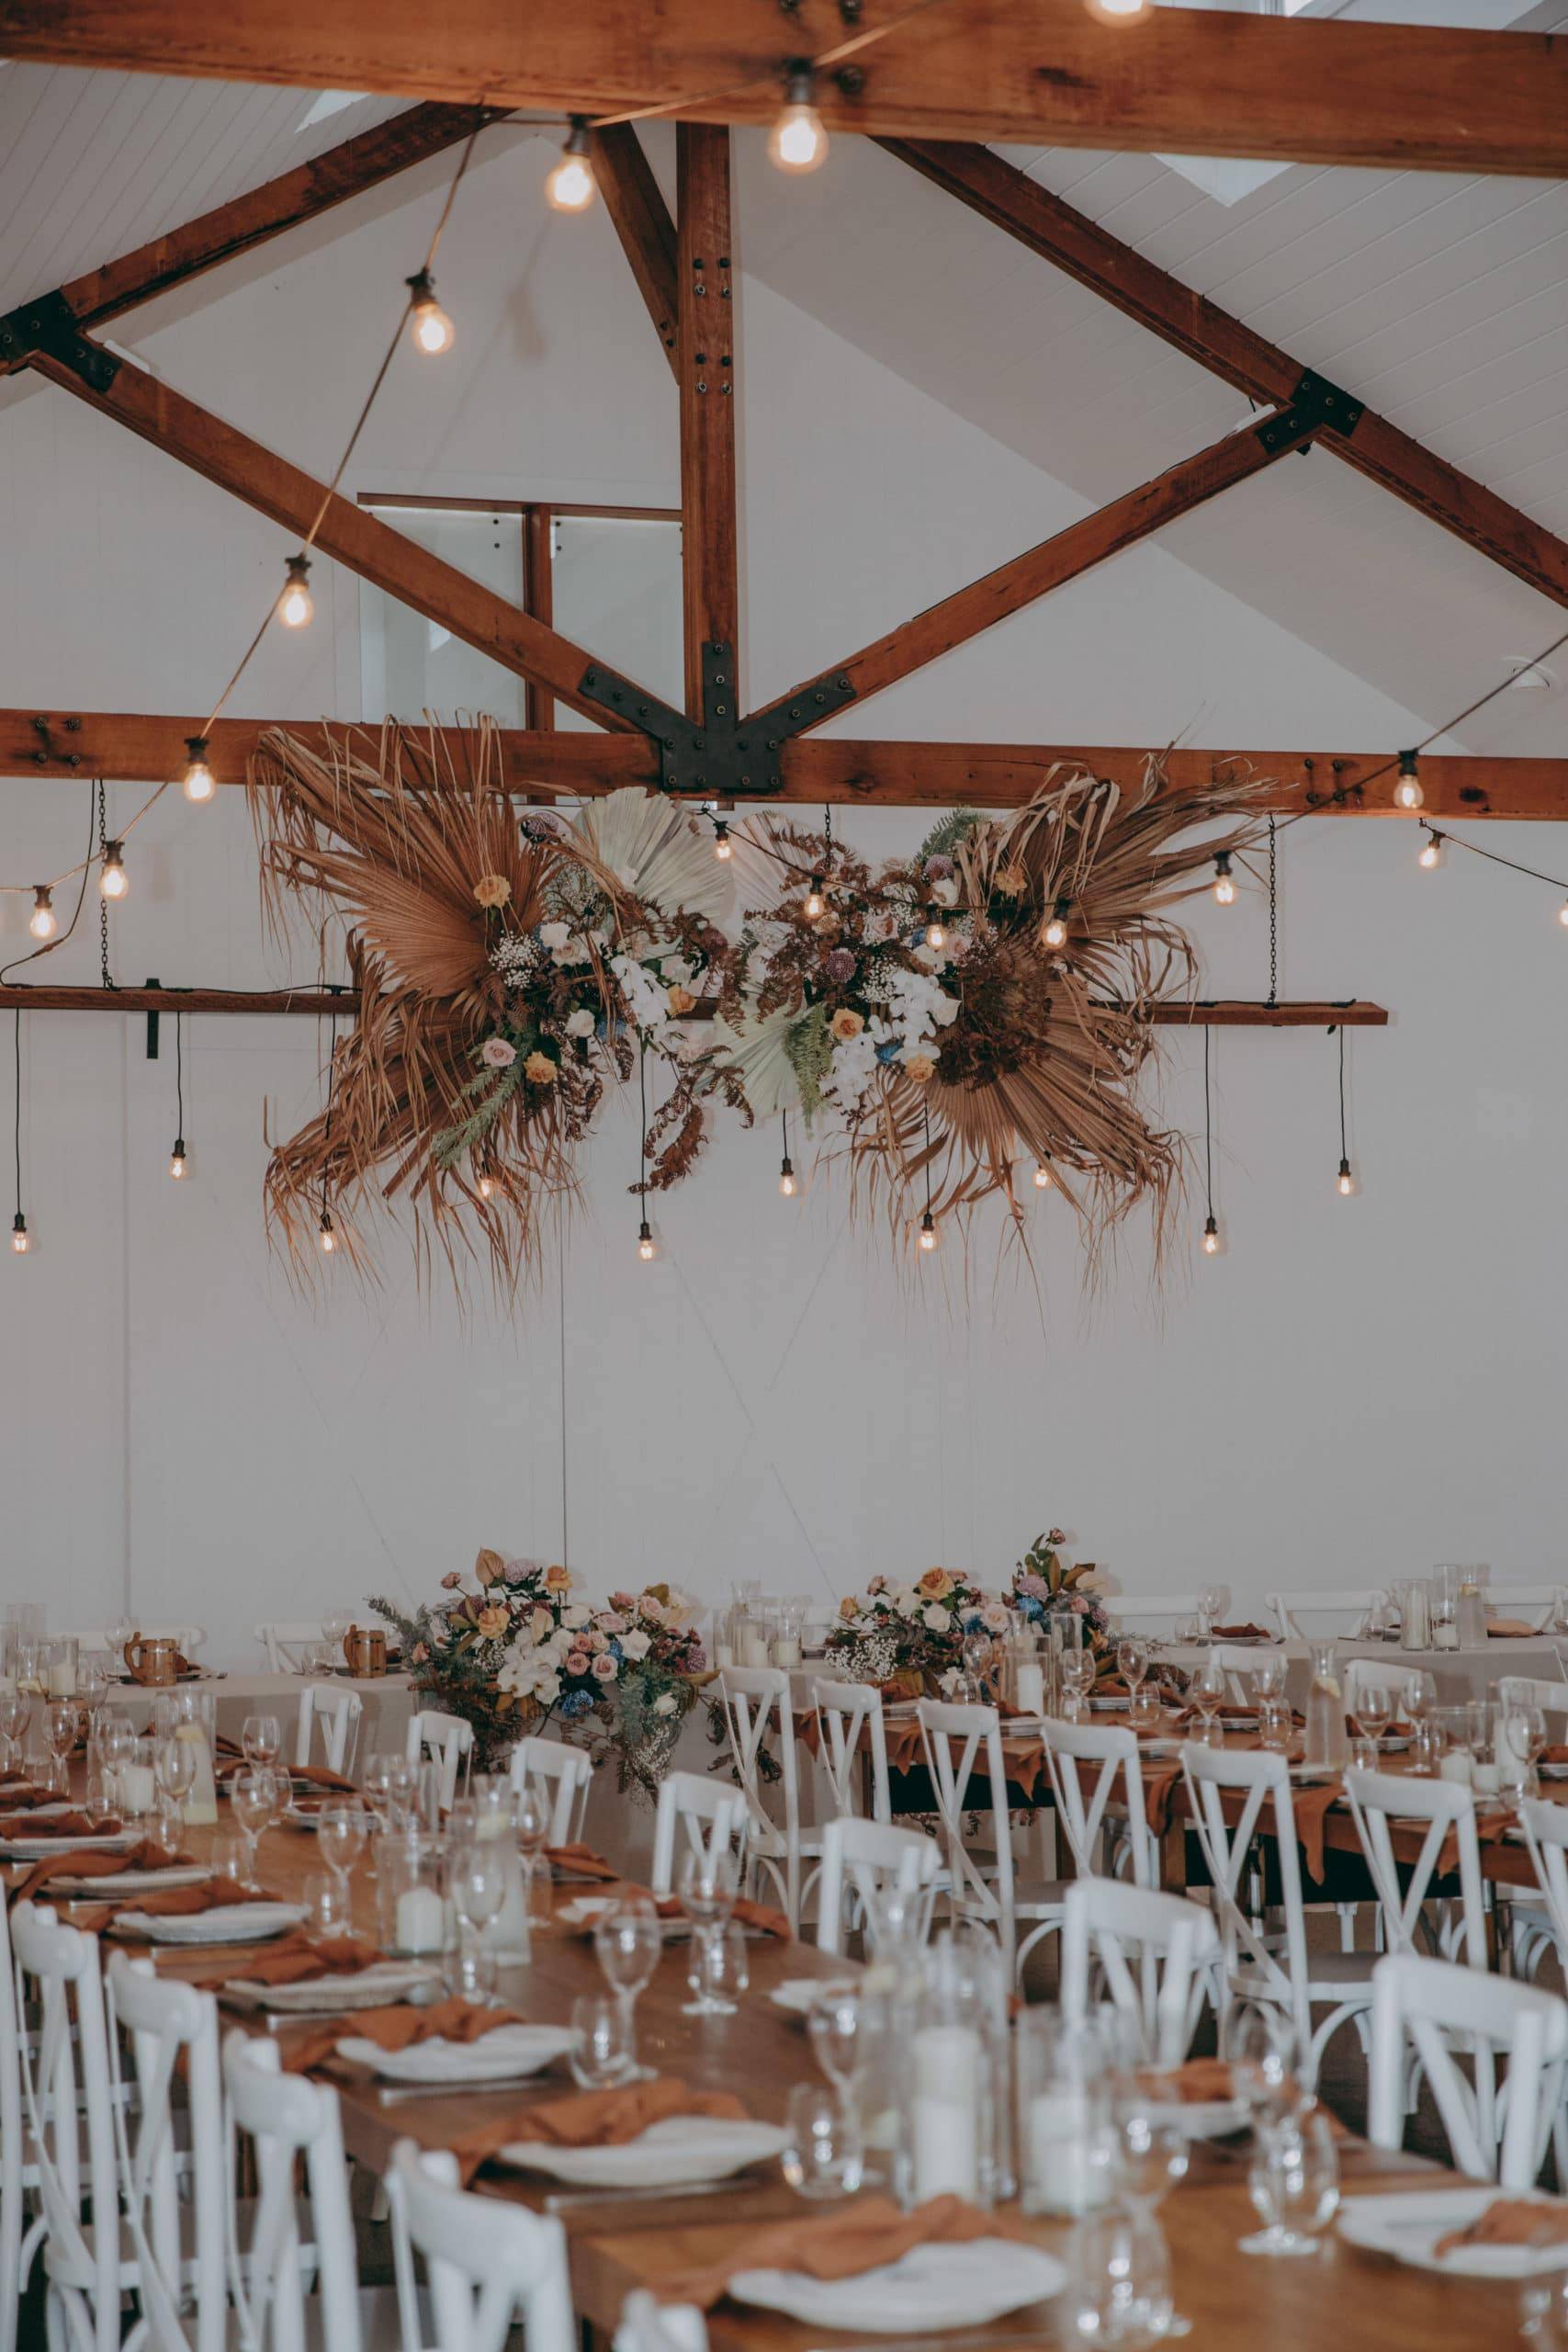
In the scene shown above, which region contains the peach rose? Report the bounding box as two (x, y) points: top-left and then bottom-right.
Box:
(524, 1051), (558, 1086)
(476, 1603), (510, 1639)
(917, 1566), (954, 1600)
(473, 874), (512, 910)
(996, 863), (1027, 897)
(904, 1052), (936, 1084)
(544, 1563), (571, 1592)
(565, 1652), (591, 1679)
(667, 984), (696, 1016)
(829, 1009), (863, 1042)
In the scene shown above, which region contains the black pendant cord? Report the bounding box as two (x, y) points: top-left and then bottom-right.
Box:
(1418, 821), (1568, 893)
(823, 803), (833, 873)
(1266, 814), (1278, 1009)
(923, 1105), (933, 1220)
(1203, 1026), (1214, 1223)
(96, 778), (115, 992)
(1337, 1024), (1348, 1165)
(12, 1009), (21, 1222)
(638, 1040), (648, 1191)
(320, 1005), (339, 1221)
(175, 1012), (185, 1142)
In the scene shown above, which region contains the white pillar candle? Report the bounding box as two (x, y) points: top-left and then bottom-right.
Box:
(714, 1644), (736, 1669)
(177, 1721), (219, 1826)
(1026, 2089), (1110, 2215)
(1438, 1750), (1472, 1786)
(1016, 1664), (1045, 1715)
(773, 1638), (802, 1668)
(394, 1885), (446, 1954)
(739, 1631), (771, 1668)
(117, 1762), (155, 1814)
(911, 2025), (981, 2200)
(1472, 1760), (1503, 1795)
(46, 1661), (74, 1698)
(1433, 1622), (1460, 1651)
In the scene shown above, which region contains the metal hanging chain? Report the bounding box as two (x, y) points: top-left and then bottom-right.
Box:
(320, 1005), (339, 1218)
(13, 1009), (21, 1221)
(1203, 1025), (1214, 1222)
(96, 777), (114, 991)
(637, 1040), (649, 1195)
(175, 1012), (185, 1141)
(1337, 1023), (1348, 1164)
(1266, 814), (1278, 1009)
(923, 1103), (933, 1218)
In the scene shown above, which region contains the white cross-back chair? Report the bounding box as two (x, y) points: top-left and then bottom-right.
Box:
(810, 1681), (892, 1826)
(1043, 1720), (1156, 1889)
(917, 1701), (1066, 1986)
(815, 1817), (942, 1957)
(1497, 1674), (1568, 1713)
(1060, 1879), (1221, 2065)
(1369, 1952), (1568, 2188)
(389, 2140), (574, 2352)
(1340, 1660), (1430, 1714)
(1343, 1767), (1488, 1968)
(716, 1669), (821, 1933)
(294, 1682), (363, 1775)
(11, 1901), (123, 2352)
(1266, 1590), (1372, 1640)
(1180, 1744), (1377, 2091)
(104, 1954), (227, 2352)
(1510, 1798), (1568, 2046)
(1206, 1645), (1287, 1705)
(66, 1624), (206, 1659)
(0, 1894), (45, 2352)
(1105, 1594), (1206, 1634)
(406, 1710), (473, 1810)
(650, 1771), (748, 1896)
(509, 1736), (592, 1845)
(615, 2289), (707, 2352)
(254, 1622), (330, 1672)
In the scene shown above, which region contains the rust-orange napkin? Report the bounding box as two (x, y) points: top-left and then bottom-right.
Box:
(0, 1809), (121, 1842)
(1487, 1618), (1540, 1638)
(546, 1843), (620, 1883)
(649, 1893), (792, 1941)
(1213, 1623), (1274, 1643)
(283, 1995), (528, 2075)
(1131, 2057), (1237, 2105)
(662, 2195), (1030, 2311)
(447, 2074), (747, 2187)
(12, 1838), (186, 1905)
(1292, 1780), (1344, 1883)
(77, 1877), (288, 1933)
(1434, 2199), (1568, 2256)
(0, 1783), (67, 1810)
(228, 1931), (385, 1986)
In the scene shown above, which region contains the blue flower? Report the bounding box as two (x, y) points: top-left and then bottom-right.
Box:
(874, 1038), (902, 1065)
(609, 1638), (625, 1661)
(1015, 1594), (1044, 1623)
(558, 1689), (593, 1720)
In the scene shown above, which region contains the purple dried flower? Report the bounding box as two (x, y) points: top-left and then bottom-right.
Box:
(519, 813), (561, 842)
(923, 854), (954, 880)
(824, 947), (856, 984)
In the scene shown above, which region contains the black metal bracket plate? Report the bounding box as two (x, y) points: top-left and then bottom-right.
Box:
(1255, 368), (1364, 455)
(0, 289), (119, 392)
(577, 642), (857, 797)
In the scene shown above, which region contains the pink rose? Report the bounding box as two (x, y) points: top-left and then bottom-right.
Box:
(592, 1653), (618, 1681)
(440, 1571), (461, 1589)
(586, 1630), (608, 1653)
(609, 1591), (636, 1612)
(599, 1612), (626, 1635)
(565, 1653), (591, 1679)
(481, 1037), (516, 1069)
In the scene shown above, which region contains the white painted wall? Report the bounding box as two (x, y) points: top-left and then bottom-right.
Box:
(0, 130), (1560, 1657)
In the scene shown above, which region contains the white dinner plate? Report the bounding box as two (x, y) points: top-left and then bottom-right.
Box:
(227, 1962), (445, 2013)
(108, 1901), (308, 1945)
(0, 1828), (139, 1857)
(498, 2115), (788, 2188)
(728, 2240), (1066, 2332)
(769, 1976), (859, 2016)
(336, 2024), (576, 2084)
(1089, 1695), (1130, 1713)
(1147, 2095), (1248, 2137)
(556, 1896), (689, 1940)
(52, 1864), (211, 1897)
(1338, 2188), (1568, 2277)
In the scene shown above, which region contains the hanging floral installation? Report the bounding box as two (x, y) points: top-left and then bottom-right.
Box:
(247, 722), (743, 1282)
(719, 763), (1267, 1263)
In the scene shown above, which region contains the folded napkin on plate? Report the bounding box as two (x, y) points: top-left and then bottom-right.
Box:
(12, 1837), (186, 1905)
(0, 1809), (121, 1841)
(1133, 2057), (1237, 2105)
(0, 1783), (64, 1811)
(446, 2072), (748, 2187)
(1434, 2199), (1568, 2256)
(228, 1931), (384, 1986)
(662, 2194), (1030, 2312)
(546, 1843), (620, 1883)
(81, 1877), (287, 1933)
(1486, 1618), (1540, 1638)
(650, 1893), (792, 1941)
(1542, 1747), (1568, 1768)
(1212, 1623), (1274, 1643)
(216, 1758), (355, 1792)
(284, 1995), (527, 2075)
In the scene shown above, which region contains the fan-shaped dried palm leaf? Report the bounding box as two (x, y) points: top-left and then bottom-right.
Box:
(572, 788), (732, 928)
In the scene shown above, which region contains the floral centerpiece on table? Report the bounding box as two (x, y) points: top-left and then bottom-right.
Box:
(825, 1567), (1008, 1696)
(569, 1583), (709, 1803)
(1007, 1530), (1112, 1663)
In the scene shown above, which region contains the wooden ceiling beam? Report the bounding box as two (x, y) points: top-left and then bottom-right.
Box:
(593, 124), (678, 379)
(26, 346), (652, 730)
(4, 713), (1566, 820)
(676, 125), (739, 716)
(0, 103), (502, 377)
(768, 415), (1313, 729)
(3, 1), (1568, 176)
(885, 140), (1568, 619)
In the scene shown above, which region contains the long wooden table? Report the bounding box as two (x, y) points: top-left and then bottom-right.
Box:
(10, 1792), (1540, 2347)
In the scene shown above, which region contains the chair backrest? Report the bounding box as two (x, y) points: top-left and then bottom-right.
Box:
(1341, 1659), (1430, 1713)
(389, 2139), (575, 2352)
(1369, 1951), (1568, 2188)
(815, 1816), (941, 1956)
(1496, 1675), (1568, 1716)
(1266, 1589), (1371, 1639)
(916, 1701), (1015, 1967)
(254, 1621), (325, 1672)
(222, 2030), (365, 2352)
(65, 1623), (205, 1657)
(105, 1956), (225, 2352)
(649, 1770), (748, 1896)
(615, 2288), (708, 2352)
(1105, 1594), (1205, 1632)
(294, 1681), (363, 1773)
(0, 1897), (23, 2352)
(1517, 1797), (1568, 1955)
(1060, 1879), (1220, 2064)
(1179, 1744), (1312, 2055)
(1343, 1768), (1488, 1967)
(509, 1736), (592, 1845)
(810, 1680), (891, 1826)
(716, 1669), (806, 1928)
(10, 1902), (119, 2350)
(407, 1709), (474, 1808)
(1043, 1719), (1154, 1887)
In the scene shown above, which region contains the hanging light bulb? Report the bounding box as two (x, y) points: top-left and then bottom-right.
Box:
(924, 910), (946, 950)
(768, 62), (828, 175)
(637, 1218), (656, 1262)
(779, 1153), (797, 1198)
(99, 842), (128, 900)
(478, 1171), (494, 1201)
(169, 1137), (187, 1182)
(546, 117), (597, 212)
(918, 1209), (938, 1252)
(1212, 850), (1236, 905)
(1417, 830), (1444, 870)
(28, 886), (55, 941)
(10, 1211), (28, 1256)
(804, 874), (826, 920)
(277, 554), (314, 630)
(1043, 897), (1070, 950)
(1032, 1162), (1052, 1191)
(405, 268), (455, 356)
(181, 734), (216, 803)
(1337, 1157), (1353, 1196)
(1558, 900), (1568, 930)
(1201, 1214), (1220, 1256)
(1086, 0), (1154, 24)
(713, 819), (732, 862)
(1393, 750), (1424, 811)
(317, 1207), (336, 1255)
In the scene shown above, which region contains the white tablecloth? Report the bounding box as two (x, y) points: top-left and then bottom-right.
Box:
(1163, 1634), (1566, 1704)
(100, 1668), (416, 1753)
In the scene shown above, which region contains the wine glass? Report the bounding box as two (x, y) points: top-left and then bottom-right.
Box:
(321, 1611), (354, 1655)
(103, 1618), (134, 1676)
(1190, 1657), (1227, 1747)
(593, 1897), (661, 2079)
(1500, 1704), (1548, 1801)
(960, 1628), (995, 1692)
(782, 2083), (864, 2200)
(1348, 1680), (1390, 1769)
(229, 1764), (282, 1887)
(316, 1800), (369, 1912)
(1116, 1637), (1149, 1697)
(569, 1993), (635, 2088)
(514, 1781), (551, 1919)
(241, 1713), (282, 1770)
(807, 1985), (865, 2098)
(1068, 2210), (1175, 2347)
(42, 1697), (77, 1794)
(678, 1847), (739, 2017)
(154, 1730), (197, 1818)
(1197, 1584), (1229, 1645)
(686, 1922), (749, 2015)
(447, 1835), (507, 2000)
(1228, 2007), (1306, 2134)
(1242, 2110), (1340, 2256)
(1060, 1646), (1095, 1722)
(1110, 2068), (1191, 2217)
(1252, 1650), (1287, 1702)
(0, 1690), (32, 1773)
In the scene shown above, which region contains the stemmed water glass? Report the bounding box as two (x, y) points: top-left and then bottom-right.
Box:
(1252, 1649), (1287, 1702)
(593, 1896), (661, 2078)
(1348, 1680), (1390, 1769)
(1228, 2008), (1307, 2136)
(1060, 1645), (1095, 1722)
(241, 1713), (282, 1770)
(514, 1781), (551, 1919)
(807, 1984), (865, 2104)
(1190, 1657), (1227, 1747)
(95, 1713), (133, 1810)
(0, 1690), (32, 1774)
(677, 1846), (739, 2016)
(960, 1629), (995, 1695)
(1242, 2109), (1340, 2256)
(316, 1799), (369, 1914)
(154, 1728), (197, 1824)
(103, 1618), (134, 1677)
(1116, 1637), (1149, 1700)
(1500, 1704), (1548, 1801)
(1069, 2210), (1176, 2347)
(1196, 1585), (1229, 1645)
(42, 1697), (78, 1794)
(1402, 1671), (1438, 1769)
(447, 1834), (507, 2000)
(230, 1764), (283, 1887)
